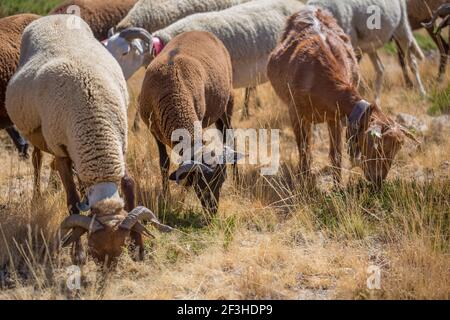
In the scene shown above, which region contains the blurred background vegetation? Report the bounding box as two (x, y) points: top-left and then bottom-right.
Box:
(0, 0), (63, 18)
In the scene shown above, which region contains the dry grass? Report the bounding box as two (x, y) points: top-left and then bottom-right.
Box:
(0, 51), (449, 300)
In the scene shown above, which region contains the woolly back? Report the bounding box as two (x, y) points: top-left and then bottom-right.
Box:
(0, 14), (40, 116)
(117, 0), (250, 32)
(8, 15), (129, 186)
(281, 6), (359, 89)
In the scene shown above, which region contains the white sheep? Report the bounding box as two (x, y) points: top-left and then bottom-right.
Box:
(105, 0), (304, 115)
(307, 0), (427, 105)
(114, 0), (250, 33)
(6, 15), (172, 264)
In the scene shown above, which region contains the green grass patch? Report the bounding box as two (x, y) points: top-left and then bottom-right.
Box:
(428, 83), (450, 115)
(383, 32), (438, 56)
(0, 0), (63, 18)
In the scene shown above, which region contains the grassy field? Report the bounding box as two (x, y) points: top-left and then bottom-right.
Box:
(0, 0), (63, 17)
(0, 1), (449, 300)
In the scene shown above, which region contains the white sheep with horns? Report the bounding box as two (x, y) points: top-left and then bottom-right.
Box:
(105, 0), (304, 116)
(307, 0), (427, 105)
(6, 15), (174, 265)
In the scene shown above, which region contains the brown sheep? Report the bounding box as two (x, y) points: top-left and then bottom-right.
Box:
(268, 7), (416, 186)
(139, 31), (235, 215)
(0, 14), (40, 158)
(398, 0), (449, 82)
(50, 0), (137, 40)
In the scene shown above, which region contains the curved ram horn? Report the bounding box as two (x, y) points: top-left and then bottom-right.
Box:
(59, 215), (104, 247)
(120, 206), (175, 233)
(119, 27), (152, 47)
(170, 161), (214, 185)
(61, 228), (86, 248)
(60, 215), (104, 236)
(131, 222), (155, 239)
(108, 27), (115, 38)
(422, 4), (450, 29)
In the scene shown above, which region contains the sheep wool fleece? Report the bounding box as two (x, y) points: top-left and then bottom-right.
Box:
(6, 15), (129, 186)
(154, 0), (304, 88)
(0, 14), (40, 124)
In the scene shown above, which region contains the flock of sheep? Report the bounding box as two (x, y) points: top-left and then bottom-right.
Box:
(0, 0), (448, 265)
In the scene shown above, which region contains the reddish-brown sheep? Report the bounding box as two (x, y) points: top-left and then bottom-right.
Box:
(268, 7), (415, 186)
(139, 31), (235, 215)
(0, 14), (40, 158)
(50, 0), (137, 40)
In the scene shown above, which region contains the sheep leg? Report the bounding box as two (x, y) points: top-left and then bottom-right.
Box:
(130, 231), (145, 261)
(121, 171), (145, 261)
(54, 157), (85, 265)
(219, 94), (239, 182)
(241, 87), (252, 119)
(5, 126), (29, 159)
(251, 86), (262, 109)
(407, 50), (427, 97)
(47, 159), (61, 191)
(32, 148), (43, 199)
(394, 39), (414, 88)
(157, 140), (170, 199)
(327, 120), (343, 186)
(290, 110), (313, 181)
(121, 170), (136, 212)
(436, 16), (450, 35)
(427, 27), (449, 81)
(132, 110), (141, 132)
(368, 52), (385, 106)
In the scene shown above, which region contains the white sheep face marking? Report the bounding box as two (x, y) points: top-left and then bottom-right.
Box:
(104, 34), (146, 80)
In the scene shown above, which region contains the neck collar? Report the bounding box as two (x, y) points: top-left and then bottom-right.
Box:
(348, 100), (371, 128)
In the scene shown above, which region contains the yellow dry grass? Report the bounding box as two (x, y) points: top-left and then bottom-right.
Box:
(0, 52), (449, 300)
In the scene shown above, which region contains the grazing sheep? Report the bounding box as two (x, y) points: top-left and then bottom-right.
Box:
(6, 15), (173, 264)
(268, 7), (416, 185)
(50, 0), (137, 40)
(407, 1), (450, 81)
(105, 0), (304, 115)
(0, 14), (40, 158)
(307, 0), (426, 105)
(139, 31), (234, 215)
(115, 0), (250, 33)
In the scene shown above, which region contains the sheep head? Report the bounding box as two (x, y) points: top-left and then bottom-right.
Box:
(347, 101), (417, 185)
(103, 27), (154, 80)
(61, 201), (173, 264)
(169, 161), (227, 215)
